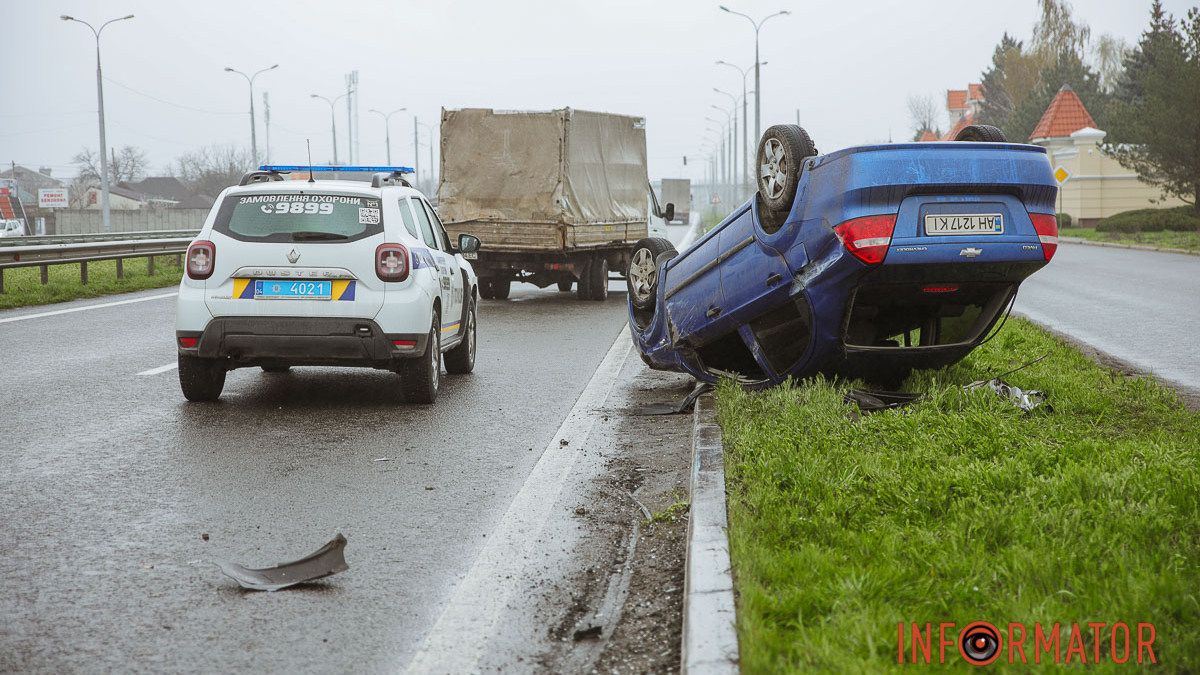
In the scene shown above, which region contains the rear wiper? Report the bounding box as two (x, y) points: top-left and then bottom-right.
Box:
(291, 231), (348, 241)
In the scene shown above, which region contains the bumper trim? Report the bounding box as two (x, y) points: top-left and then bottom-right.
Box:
(176, 317), (429, 369)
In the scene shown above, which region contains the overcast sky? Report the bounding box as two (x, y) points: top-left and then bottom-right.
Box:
(1, 0), (1191, 184)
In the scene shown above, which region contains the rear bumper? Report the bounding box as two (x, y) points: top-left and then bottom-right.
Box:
(177, 317), (428, 369)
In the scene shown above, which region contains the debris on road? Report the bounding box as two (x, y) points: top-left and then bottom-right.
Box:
(630, 383), (713, 416)
(372, 457), (391, 462)
(965, 378), (1050, 412)
(214, 534), (349, 592)
(200, 533), (210, 542)
(844, 389), (923, 415)
(626, 491), (652, 521)
(573, 625), (603, 641)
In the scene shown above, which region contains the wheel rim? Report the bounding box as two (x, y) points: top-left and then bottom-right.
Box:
(467, 306), (476, 364)
(759, 138), (788, 200)
(628, 248), (657, 303)
(430, 327), (440, 390)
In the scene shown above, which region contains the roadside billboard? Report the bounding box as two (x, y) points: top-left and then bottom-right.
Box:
(38, 188), (69, 208)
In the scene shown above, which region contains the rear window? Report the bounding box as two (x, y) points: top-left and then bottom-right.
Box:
(213, 193), (383, 243)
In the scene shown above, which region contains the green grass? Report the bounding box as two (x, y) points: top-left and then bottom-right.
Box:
(0, 256), (183, 310)
(1061, 227), (1200, 253)
(717, 318), (1200, 672)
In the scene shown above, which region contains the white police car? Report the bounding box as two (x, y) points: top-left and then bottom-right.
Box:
(175, 166), (480, 404)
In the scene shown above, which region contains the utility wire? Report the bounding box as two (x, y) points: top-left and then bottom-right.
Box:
(102, 77), (243, 116)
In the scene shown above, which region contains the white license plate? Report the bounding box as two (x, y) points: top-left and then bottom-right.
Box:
(461, 251), (478, 260)
(924, 214), (1004, 236)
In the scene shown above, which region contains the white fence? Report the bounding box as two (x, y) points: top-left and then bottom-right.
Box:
(55, 209), (209, 234)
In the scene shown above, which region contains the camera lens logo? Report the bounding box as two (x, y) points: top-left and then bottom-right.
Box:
(959, 621), (1002, 666)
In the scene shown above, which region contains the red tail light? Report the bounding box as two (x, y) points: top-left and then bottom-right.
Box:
(178, 336), (198, 348)
(922, 285), (959, 294)
(186, 240), (215, 280)
(376, 243), (410, 282)
(1029, 213), (1058, 262)
(833, 215), (897, 265)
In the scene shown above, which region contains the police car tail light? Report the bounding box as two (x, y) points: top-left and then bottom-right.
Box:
(186, 240), (216, 280)
(375, 243), (410, 282)
(1029, 213), (1058, 262)
(834, 215), (897, 265)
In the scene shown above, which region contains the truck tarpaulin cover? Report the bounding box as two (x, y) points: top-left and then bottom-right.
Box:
(438, 108), (648, 225)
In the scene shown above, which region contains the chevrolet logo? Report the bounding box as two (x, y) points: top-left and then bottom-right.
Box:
(959, 247), (983, 258)
(287, 249), (301, 264)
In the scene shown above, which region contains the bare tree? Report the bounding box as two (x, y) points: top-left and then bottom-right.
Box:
(907, 93), (942, 140)
(1031, 0), (1091, 59)
(1093, 33), (1130, 93)
(172, 145), (255, 197)
(72, 145), (149, 185)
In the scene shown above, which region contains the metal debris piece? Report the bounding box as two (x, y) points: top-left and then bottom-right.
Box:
(215, 534), (348, 592)
(964, 378), (1050, 412)
(844, 389), (923, 414)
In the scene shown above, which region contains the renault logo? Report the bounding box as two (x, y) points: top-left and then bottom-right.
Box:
(287, 249), (301, 264)
(959, 247), (983, 258)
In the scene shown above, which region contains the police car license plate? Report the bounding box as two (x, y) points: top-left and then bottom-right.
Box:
(924, 214), (1004, 235)
(254, 280), (332, 300)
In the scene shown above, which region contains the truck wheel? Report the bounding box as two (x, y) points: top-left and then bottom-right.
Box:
(582, 256), (608, 301)
(557, 279), (573, 292)
(627, 238), (676, 311)
(399, 312), (440, 404)
(444, 300), (477, 374)
(756, 124), (817, 233)
(480, 277), (510, 300)
(178, 354), (226, 402)
(954, 124), (1007, 142)
(576, 261), (592, 299)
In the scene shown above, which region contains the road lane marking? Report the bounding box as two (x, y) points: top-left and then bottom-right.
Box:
(405, 325), (633, 674)
(0, 292), (177, 324)
(137, 363), (178, 376)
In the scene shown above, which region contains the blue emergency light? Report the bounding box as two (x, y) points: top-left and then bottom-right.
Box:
(258, 165), (415, 174)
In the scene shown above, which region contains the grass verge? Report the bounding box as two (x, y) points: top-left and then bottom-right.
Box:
(717, 318), (1199, 672)
(0, 256), (183, 310)
(1061, 227), (1200, 253)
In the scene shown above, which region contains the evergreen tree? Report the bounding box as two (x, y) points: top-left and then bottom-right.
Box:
(1011, 50), (1109, 141)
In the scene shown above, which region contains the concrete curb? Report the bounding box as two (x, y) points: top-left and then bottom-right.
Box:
(681, 392), (739, 674)
(1060, 235), (1198, 257)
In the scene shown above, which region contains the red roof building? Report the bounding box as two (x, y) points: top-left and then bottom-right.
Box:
(1029, 84), (1097, 142)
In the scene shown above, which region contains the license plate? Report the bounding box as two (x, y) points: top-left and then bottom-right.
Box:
(254, 280), (332, 300)
(924, 214), (1004, 236)
(461, 251), (477, 260)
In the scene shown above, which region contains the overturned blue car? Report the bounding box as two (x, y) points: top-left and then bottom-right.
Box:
(627, 124), (1059, 387)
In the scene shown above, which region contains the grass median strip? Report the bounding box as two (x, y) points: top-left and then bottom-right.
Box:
(0, 257), (183, 310)
(1061, 227), (1200, 253)
(717, 318), (1199, 671)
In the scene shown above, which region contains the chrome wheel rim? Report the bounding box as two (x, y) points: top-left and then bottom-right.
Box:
(467, 306), (476, 365)
(430, 327), (440, 390)
(759, 138), (788, 199)
(629, 248), (657, 303)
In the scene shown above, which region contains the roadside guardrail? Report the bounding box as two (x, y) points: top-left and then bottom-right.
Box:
(0, 236), (196, 294)
(0, 229), (200, 247)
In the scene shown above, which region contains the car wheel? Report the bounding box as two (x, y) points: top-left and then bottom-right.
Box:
(399, 311), (440, 404)
(756, 124), (817, 233)
(444, 300), (477, 374)
(261, 365), (290, 373)
(479, 279), (495, 300)
(488, 278), (511, 300)
(627, 238), (676, 311)
(557, 279), (573, 292)
(178, 354), (226, 402)
(954, 124), (1007, 142)
(582, 255), (608, 301)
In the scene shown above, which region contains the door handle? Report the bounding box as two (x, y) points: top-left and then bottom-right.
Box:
(706, 306), (722, 318)
(766, 273), (782, 286)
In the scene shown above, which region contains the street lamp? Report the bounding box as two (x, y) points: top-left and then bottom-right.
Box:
(369, 107), (406, 164)
(417, 120), (436, 190)
(705, 119), (728, 188)
(714, 88), (738, 187)
(61, 12), (134, 233)
(719, 6), (789, 145)
(710, 104), (735, 191)
(311, 92), (349, 164)
(224, 64), (278, 166)
(717, 59), (764, 189)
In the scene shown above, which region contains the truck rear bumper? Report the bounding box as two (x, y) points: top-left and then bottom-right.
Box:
(177, 317), (428, 369)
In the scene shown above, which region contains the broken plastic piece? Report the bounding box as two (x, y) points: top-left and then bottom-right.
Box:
(215, 533), (349, 591)
(844, 389), (923, 414)
(631, 382), (713, 416)
(964, 378), (1049, 412)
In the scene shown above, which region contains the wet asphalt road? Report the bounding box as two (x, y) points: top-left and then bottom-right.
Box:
(0, 281), (632, 672)
(1015, 242), (1200, 393)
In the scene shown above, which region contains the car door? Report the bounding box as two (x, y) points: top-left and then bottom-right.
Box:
(718, 207), (793, 327)
(662, 227), (729, 342)
(421, 199), (464, 329)
(411, 198), (458, 331)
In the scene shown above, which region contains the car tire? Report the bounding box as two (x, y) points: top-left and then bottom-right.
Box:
(627, 237), (676, 311)
(178, 354), (226, 402)
(756, 124), (817, 232)
(480, 277), (510, 300)
(583, 255), (608, 301)
(261, 365), (290, 373)
(444, 300), (477, 374)
(557, 279), (573, 292)
(399, 311), (440, 404)
(954, 124), (1007, 142)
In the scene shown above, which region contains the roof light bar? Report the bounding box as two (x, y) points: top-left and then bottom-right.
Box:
(258, 165), (415, 174)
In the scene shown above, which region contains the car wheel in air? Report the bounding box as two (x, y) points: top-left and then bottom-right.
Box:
(756, 124), (817, 233)
(261, 365), (291, 373)
(178, 354), (226, 402)
(557, 279), (573, 292)
(583, 255), (609, 301)
(444, 300), (477, 374)
(399, 311), (440, 404)
(954, 124), (1007, 142)
(627, 237), (676, 311)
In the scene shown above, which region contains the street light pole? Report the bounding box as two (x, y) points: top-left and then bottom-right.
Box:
(717, 59), (763, 190)
(418, 120), (436, 190)
(714, 89), (738, 188)
(720, 6), (789, 148)
(369, 107), (406, 165)
(61, 13), (133, 233)
(225, 64), (278, 166)
(311, 93), (348, 164)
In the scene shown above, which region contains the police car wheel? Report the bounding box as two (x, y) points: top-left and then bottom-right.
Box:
(178, 354), (225, 402)
(444, 300), (476, 374)
(399, 311), (440, 404)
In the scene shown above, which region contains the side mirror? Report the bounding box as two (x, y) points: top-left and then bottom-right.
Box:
(458, 233), (481, 254)
(663, 203), (675, 222)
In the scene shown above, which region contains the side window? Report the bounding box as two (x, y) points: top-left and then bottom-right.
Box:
(397, 199), (420, 239)
(421, 201), (453, 251)
(412, 198), (441, 250)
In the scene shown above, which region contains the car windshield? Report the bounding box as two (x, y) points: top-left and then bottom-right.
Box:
(212, 193), (384, 243)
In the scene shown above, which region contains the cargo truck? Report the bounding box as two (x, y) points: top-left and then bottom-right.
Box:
(438, 108), (672, 301)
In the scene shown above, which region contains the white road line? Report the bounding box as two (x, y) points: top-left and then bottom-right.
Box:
(0, 292), (177, 324)
(137, 363), (178, 376)
(405, 326), (633, 674)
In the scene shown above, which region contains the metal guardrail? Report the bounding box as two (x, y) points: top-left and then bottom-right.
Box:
(0, 229), (200, 247)
(0, 236), (195, 293)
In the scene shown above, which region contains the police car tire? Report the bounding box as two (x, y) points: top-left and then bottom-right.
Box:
(444, 300), (476, 374)
(399, 313), (440, 404)
(178, 354), (226, 402)
(954, 124), (1007, 142)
